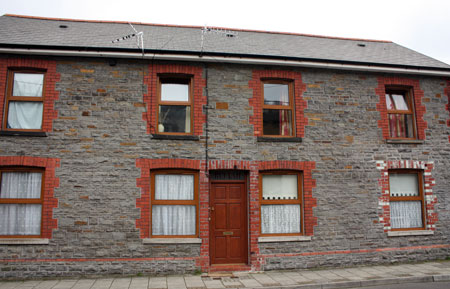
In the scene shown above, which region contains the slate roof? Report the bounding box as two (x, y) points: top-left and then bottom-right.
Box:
(1, 14), (449, 71)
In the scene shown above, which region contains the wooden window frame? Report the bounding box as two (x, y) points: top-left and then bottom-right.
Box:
(0, 167), (45, 238)
(2, 69), (46, 132)
(261, 79), (295, 137)
(388, 169), (426, 231)
(385, 86), (417, 140)
(150, 169), (199, 238)
(156, 74), (194, 136)
(259, 170), (303, 236)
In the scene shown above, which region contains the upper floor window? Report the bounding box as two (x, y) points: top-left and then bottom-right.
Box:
(260, 171), (302, 235)
(389, 170), (425, 230)
(385, 88), (417, 139)
(262, 81), (294, 137)
(3, 70), (45, 131)
(157, 76), (193, 135)
(0, 168), (44, 237)
(151, 170), (198, 237)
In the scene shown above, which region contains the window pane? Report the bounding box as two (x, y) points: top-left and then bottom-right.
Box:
(264, 83), (289, 106)
(391, 93), (409, 110)
(261, 204), (300, 234)
(385, 94), (394, 110)
(390, 201), (423, 229)
(152, 205), (195, 235)
(388, 114), (414, 138)
(161, 83), (189, 102)
(1, 172), (42, 199)
(13, 73), (44, 97)
(155, 174), (194, 200)
(262, 175), (297, 200)
(158, 105), (191, 133)
(7, 101), (43, 129)
(263, 109), (292, 136)
(389, 173), (419, 197)
(0, 204), (41, 235)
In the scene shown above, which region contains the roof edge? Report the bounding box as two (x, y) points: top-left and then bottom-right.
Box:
(3, 13), (393, 43)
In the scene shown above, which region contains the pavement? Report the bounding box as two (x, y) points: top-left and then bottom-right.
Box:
(1, 261), (450, 289)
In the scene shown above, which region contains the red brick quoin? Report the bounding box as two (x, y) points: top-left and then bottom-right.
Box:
(375, 77), (427, 140)
(142, 64), (207, 135)
(0, 58), (60, 132)
(248, 70), (308, 137)
(445, 80), (450, 143)
(0, 156), (60, 238)
(376, 160), (437, 232)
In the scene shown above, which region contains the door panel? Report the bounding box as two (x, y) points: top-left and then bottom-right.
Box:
(210, 181), (247, 264)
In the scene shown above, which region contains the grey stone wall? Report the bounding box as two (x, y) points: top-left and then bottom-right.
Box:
(0, 55), (449, 278)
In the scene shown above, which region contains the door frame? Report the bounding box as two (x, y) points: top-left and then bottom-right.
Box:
(209, 177), (248, 265)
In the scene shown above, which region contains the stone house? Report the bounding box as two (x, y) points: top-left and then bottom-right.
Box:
(0, 14), (449, 278)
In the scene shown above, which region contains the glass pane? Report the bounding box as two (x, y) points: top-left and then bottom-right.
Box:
(390, 201), (423, 229)
(391, 93), (409, 110)
(263, 109), (292, 136)
(158, 105), (191, 133)
(7, 101), (43, 129)
(262, 175), (298, 200)
(388, 114), (414, 138)
(155, 174), (194, 200)
(385, 94), (394, 110)
(261, 204), (300, 234)
(1, 172), (42, 199)
(264, 83), (289, 106)
(389, 173), (419, 197)
(152, 205), (196, 235)
(0, 204), (41, 235)
(13, 73), (44, 97)
(161, 83), (189, 102)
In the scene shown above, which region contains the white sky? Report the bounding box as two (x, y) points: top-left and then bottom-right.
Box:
(2, 0), (450, 65)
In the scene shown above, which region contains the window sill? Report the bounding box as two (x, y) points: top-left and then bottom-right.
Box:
(0, 131), (47, 137)
(0, 238), (49, 245)
(387, 230), (434, 237)
(258, 236), (311, 243)
(257, 137), (302, 143)
(143, 238), (202, 244)
(151, 134), (199, 141)
(385, 139), (424, 144)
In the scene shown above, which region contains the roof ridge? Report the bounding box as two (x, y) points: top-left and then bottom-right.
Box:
(3, 14), (392, 43)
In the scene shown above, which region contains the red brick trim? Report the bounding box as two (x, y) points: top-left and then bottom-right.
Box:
(142, 63), (206, 135)
(376, 160), (437, 232)
(248, 70), (307, 137)
(0, 156), (60, 238)
(375, 77), (427, 140)
(445, 80), (450, 143)
(0, 58), (60, 132)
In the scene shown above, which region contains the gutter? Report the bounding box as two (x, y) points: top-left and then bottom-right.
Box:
(1, 47), (450, 77)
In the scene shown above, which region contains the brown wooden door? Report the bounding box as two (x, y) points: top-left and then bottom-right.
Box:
(210, 181), (248, 264)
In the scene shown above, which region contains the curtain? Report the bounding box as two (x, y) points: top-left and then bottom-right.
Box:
(262, 175), (297, 200)
(155, 175), (194, 200)
(0, 172), (42, 235)
(13, 73), (43, 97)
(152, 205), (196, 235)
(389, 174), (418, 197)
(390, 201), (423, 229)
(279, 86), (290, 135)
(7, 102), (43, 129)
(261, 204), (300, 234)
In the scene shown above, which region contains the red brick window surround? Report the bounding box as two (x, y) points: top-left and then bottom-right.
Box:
(142, 64), (206, 135)
(376, 160), (437, 233)
(249, 70), (307, 137)
(375, 77), (427, 140)
(0, 156), (59, 239)
(0, 58), (60, 133)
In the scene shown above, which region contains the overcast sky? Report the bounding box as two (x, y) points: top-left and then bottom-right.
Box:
(2, 0), (450, 65)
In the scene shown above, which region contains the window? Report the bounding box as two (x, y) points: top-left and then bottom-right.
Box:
(151, 170), (198, 237)
(389, 170), (425, 230)
(260, 171), (302, 235)
(262, 81), (294, 136)
(0, 168), (44, 237)
(3, 70), (45, 131)
(385, 88), (416, 139)
(157, 77), (193, 134)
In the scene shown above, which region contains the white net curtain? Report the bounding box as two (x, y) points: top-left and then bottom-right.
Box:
(0, 172), (42, 235)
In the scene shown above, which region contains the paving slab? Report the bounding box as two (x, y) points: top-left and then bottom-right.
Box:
(34, 280), (60, 289)
(184, 276), (205, 289)
(167, 276), (186, 289)
(52, 280), (79, 289)
(91, 279), (114, 289)
(129, 277), (149, 289)
(202, 279), (224, 289)
(72, 279), (96, 289)
(110, 277), (131, 289)
(249, 273), (279, 287)
(149, 277), (167, 289)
